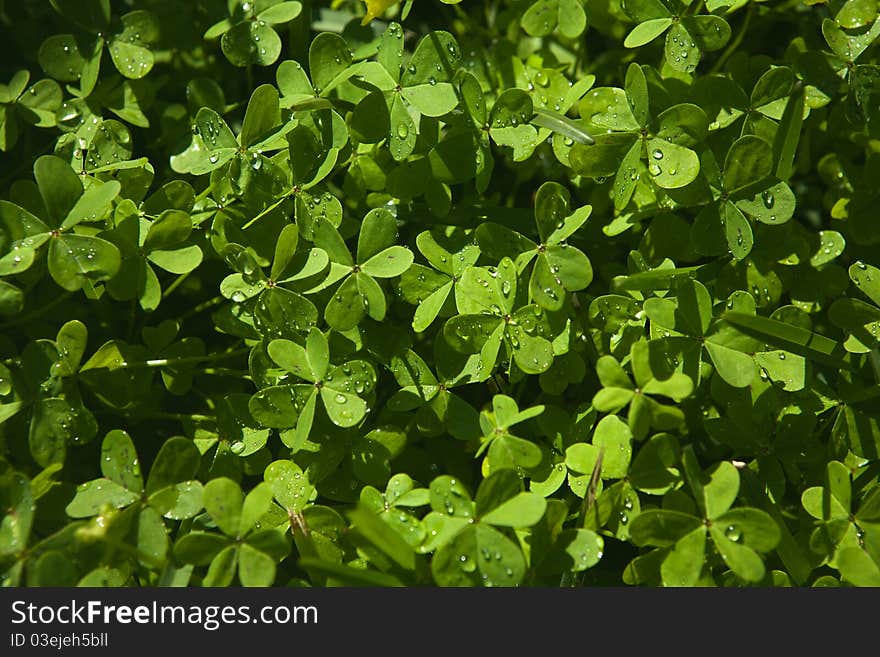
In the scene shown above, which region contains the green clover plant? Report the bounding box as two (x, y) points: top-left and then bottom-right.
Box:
(2, 0), (880, 590)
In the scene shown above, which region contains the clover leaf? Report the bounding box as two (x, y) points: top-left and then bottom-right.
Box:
(307, 209), (413, 330)
(801, 460), (880, 572)
(429, 470), (548, 586)
(621, 0), (731, 73)
(476, 183), (593, 311)
(0, 156), (121, 292)
(250, 326), (377, 438)
(103, 191), (203, 311)
(0, 71), (62, 151)
(205, 1), (303, 67)
(397, 226), (480, 332)
(174, 477), (289, 586)
(39, 7), (160, 92)
(386, 347), (481, 439)
(220, 223), (326, 340)
(351, 24), (461, 161)
(573, 64), (707, 197)
(690, 134), (797, 261)
(442, 257), (560, 377)
(475, 394), (545, 472)
(645, 278), (760, 387)
(629, 448), (781, 585)
(592, 339), (693, 440)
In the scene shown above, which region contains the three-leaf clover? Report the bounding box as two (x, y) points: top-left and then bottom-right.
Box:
(0, 71), (61, 151)
(476, 182), (593, 310)
(220, 223), (327, 340)
(691, 134), (797, 261)
(574, 64), (708, 198)
(39, 6), (160, 92)
(621, 0), (731, 73)
(387, 347), (481, 440)
(0, 155), (121, 292)
(174, 477), (289, 586)
(801, 460), (878, 572)
(692, 65), (801, 141)
(592, 339), (694, 440)
(249, 326), (378, 439)
(104, 190), (204, 311)
(351, 24), (461, 161)
(645, 278), (759, 387)
(629, 448), (781, 585)
(66, 429), (202, 533)
(443, 257), (559, 376)
(66, 432), (205, 560)
(397, 226), (480, 332)
(309, 209), (414, 330)
(476, 394), (545, 472)
(173, 84), (292, 178)
(427, 469), (548, 586)
(360, 473), (431, 548)
(205, 1), (303, 67)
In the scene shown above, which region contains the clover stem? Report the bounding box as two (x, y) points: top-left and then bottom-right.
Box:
(114, 345), (251, 370)
(201, 367), (251, 378)
(710, 2), (755, 74)
(177, 294), (224, 322)
(242, 194), (288, 229)
(869, 348), (880, 385)
(94, 408), (214, 423)
(126, 298), (137, 343)
(287, 0), (311, 67)
(163, 271), (193, 299)
(194, 178), (219, 202)
(685, 0), (706, 16)
(0, 291), (73, 331)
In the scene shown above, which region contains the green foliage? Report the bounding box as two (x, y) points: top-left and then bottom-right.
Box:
(2, 0), (880, 589)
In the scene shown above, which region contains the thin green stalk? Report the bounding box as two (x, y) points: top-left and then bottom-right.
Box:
(201, 367), (251, 378)
(177, 295), (225, 322)
(710, 2), (755, 74)
(288, 0), (312, 68)
(95, 408), (215, 423)
(162, 271), (192, 298)
(113, 345), (250, 370)
(0, 292), (73, 331)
